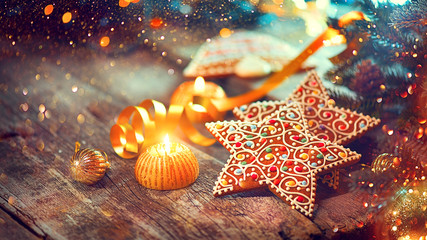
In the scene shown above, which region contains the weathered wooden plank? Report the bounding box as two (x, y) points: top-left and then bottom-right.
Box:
(0, 51), (317, 239)
(0, 207), (41, 240)
(0, 130), (319, 239)
(0, 43), (370, 240)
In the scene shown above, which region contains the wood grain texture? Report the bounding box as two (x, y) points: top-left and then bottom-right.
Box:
(0, 40), (371, 240)
(0, 207), (41, 240)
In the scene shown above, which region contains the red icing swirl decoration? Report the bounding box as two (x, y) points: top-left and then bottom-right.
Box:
(208, 102), (361, 217)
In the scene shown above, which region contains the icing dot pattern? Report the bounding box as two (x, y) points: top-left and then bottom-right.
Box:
(233, 71), (381, 189)
(207, 102), (361, 217)
(233, 72), (380, 145)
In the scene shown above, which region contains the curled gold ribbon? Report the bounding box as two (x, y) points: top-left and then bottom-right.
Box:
(110, 11), (366, 158)
(110, 100), (216, 158)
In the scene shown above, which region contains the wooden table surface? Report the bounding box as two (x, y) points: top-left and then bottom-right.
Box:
(0, 21), (374, 239)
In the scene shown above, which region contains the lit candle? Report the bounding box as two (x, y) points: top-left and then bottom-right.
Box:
(170, 76), (227, 122)
(135, 134), (199, 190)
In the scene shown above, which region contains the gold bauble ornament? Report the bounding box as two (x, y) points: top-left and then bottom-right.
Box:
(70, 142), (111, 185)
(371, 153), (400, 174)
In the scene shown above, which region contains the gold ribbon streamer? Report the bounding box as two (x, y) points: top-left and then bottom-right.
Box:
(199, 11), (367, 112)
(204, 28), (340, 111)
(110, 11), (366, 158)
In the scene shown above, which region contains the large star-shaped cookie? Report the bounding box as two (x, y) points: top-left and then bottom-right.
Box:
(233, 71), (380, 188)
(206, 102), (361, 217)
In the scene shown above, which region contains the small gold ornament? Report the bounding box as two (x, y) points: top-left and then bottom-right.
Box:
(371, 153), (400, 174)
(70, 142), (111, 185)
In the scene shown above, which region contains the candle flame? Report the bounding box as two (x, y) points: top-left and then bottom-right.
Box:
(164, 134), (170, 154)
(194, 76), (205, 93)
(191, 104), (207, 112)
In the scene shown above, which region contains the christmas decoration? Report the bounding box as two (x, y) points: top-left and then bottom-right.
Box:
(326, 2), (426, 235)
(110, 13), (365, 158)
(135, 135), (199, 190)
(371, 153), (400, 174)
(233, 71), (380, 188)
(2, 0), (426, 237)
(70, 142), (111, 185)
(183, 31), (297, 78)
(110, 99), (217, 159)
(206, 102), (361, 217)
(196, 11), (365, 115)
(170, 77), (227, 123)
(325, 0), (426, 135)
(351, 135), (426, 239)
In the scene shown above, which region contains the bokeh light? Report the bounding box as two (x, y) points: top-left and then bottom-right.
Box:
(100, 36), (110, 47)
(62, 12), (72, 24)
(150, 18), (164, 29)
(119, 0), (130, 8)
(219, 28), (232, 38)
(44, 5), (54, 16)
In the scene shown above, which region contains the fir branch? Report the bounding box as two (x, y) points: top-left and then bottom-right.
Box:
(390, 0), (427, 30)
(324, 81), (363, 109)
(380, 63), (412, 87)
(354, 0), (394, 22)
(326, 85), (383, 115)
(325, 62), (357, 86)
(332, 1), (426, 221)
(349, 167), (398, 214)
(399, 135), (427, 170)
(351, 11), (424, 65)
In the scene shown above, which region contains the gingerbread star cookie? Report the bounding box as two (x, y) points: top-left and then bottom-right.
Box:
(233, 71), (380, 188)
(206, 102), (361, 217)
(183, 31), (297, 78)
